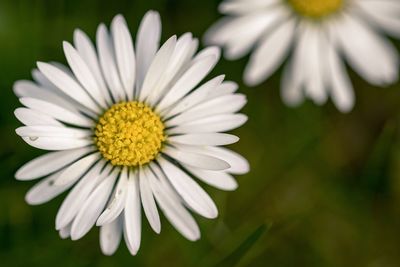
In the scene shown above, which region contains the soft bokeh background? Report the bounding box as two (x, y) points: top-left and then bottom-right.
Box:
(1, 0), (400, 266)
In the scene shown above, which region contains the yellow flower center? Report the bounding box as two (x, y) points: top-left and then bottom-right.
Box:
(288, 0), (343, 18)
(95, 101), (166, 167)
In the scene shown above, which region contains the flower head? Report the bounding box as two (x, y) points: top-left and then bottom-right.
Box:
(205, 0), (400, 112)
(14, 11), (249, 256)
(288, 0), (343, 18)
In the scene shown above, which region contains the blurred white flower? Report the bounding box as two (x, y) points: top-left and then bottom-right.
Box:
(14, 11), (249, 256)
(205, 0), (400, 112)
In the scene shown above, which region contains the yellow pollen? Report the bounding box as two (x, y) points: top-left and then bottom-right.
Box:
(288, 0), (344, 18)
(95, 101), (166, 167)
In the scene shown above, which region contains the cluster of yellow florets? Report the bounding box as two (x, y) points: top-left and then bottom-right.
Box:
(95, 101), (166, 167)
(288, 0), (343, 18)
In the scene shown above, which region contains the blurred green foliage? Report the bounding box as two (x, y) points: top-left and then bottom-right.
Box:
(1, 0), (400, 266)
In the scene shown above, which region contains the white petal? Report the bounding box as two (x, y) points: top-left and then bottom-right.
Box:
(135, 11), (162, 93)
(159, 157), (218, 219)
(162, 75), (225, 119)
(219, 0), (281, 14)
(280, 23), (310, 107)
(146, 33), (196, 106)
(32, 68), (59, 91)
(71, 170), (118, 240)
(31, 66), (97, 119)
(164, 146), (230, 171)
(184, 166), (238, 191)
(63, 41), (108, 108)
(55, 153), (100, 186)
(156, 55), (219, 112)
(217, 81), (238, 95)
(166, 94), (247, 126)
(96, 23), (126, 101)
(280, 56), (304, 107)
(59, 224), (71, 239)
(55, 160), (107, 230)
(172, 145), (249, 175)
(111, 15), (136, 100)
(149, 162), (181, 200)
(355, 0), (400, 38)
(326, 38), (355, 112)
(356, 0), (400, 14)
(169, 133), (239, 146)
(51, 62), (74, 74)
(183, 38), (200, 69)
(13, 80), (80, 113)
(100, 217), (123, 256)
(167, 114), (248, 134)
(302, 23), (328, 105)
(148, 166), (200, 241)
(97, 167), (129, 226)
(123, 170), (142, 256)
(20, 97), (94, 128)
(73, 29), (112, 105)
(202, 146), (249, 175)
(37, 62), (101, 113)
(244, 18), (296, 86)
(16, 146), (94, 180)
(25, 170), (72, 205)
(139, 35), (177, 101)
(139, 168), (161, 234)
(16, 125), (92, 139)
(14, 108), (62, 127)
(164, 78), (237, 120)
(172, 34), (199, 73)
(191, 46), (221, 65)
(21, 136), (91, 151)
(225, 11), (290, 60)
(331, 14), (399, 85)
(205, 7), (289, 60)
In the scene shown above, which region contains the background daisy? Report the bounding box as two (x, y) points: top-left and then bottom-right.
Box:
(13, 11), (249, 256)
(205, 0), (400, 112)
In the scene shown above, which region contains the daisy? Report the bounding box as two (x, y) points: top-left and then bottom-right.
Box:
(204, 0), (400, 112)
(14, 11), (249, 256)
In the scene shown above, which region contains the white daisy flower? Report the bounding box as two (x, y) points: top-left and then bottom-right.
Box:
(14, 11), (249, 256)
(205, 0), (400, 112)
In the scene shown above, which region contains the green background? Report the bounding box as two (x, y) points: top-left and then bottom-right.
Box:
(1, 0), (400, 266)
